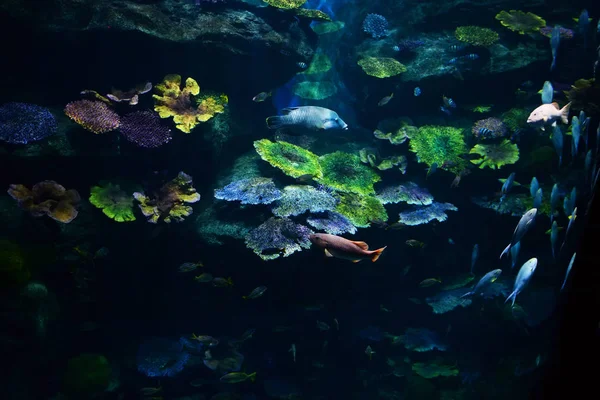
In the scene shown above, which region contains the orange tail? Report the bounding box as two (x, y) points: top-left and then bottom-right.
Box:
(370, 246), (387, 262)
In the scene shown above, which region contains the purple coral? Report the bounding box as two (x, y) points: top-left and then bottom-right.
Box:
(136, 337), (190, 377)
(214, 177), (282, 205)
(376, 182), (433, 205)
(362, 14), (389, 39)
(0, 102), (58, 144)
(120, 111), (172, 148)
(398, 202), (458, 226)
(540, 26), (574, 39)
(306, 211), (357, 235)
(245, 217), (313, 261)
(472, 117), (508, 140)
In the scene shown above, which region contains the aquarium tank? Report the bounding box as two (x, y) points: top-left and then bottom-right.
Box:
(1, 0), (599, 399)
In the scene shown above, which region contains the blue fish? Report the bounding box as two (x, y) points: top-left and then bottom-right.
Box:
(560, 207), (577, 255)
(450, 44), (466, 51)
(541, 81), (554, 104)
(579, 9), (590, 48)
(571, 116), (581, 157)
(500, 208), (537, 259)
(392, 45), (400, 52)
(510, 242), (521, 269)
(505, 258), (538, 306)
(470, 244), (479, 275)
(478, 127), (493, 138)
(414, 87), (421, 97)
(560, 253), (576, 291)
(529, 177), (539, 198)
(440, 106), (451, 116)
(551, 125), (563, 166)
(442, 96), (456, 108)
(462, 269), (502, 298)
(550, 184), (560, 223)
(465, 53), (479, 60)
(533, 188), (543, 209)
(550, 26), (560, 71)
(447, 57), (458, 64)
(297, 62), (307, 69)
(550, 220), (559, 260)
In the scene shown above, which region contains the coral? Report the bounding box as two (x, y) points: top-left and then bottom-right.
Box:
(539, 26), (574, 39)
(357, 57), (407, 78)
(564, 79), (600, 117)
(400, 328), (448, 352)
(495, 10), (546, 34)
(362, 13), (389, 39)
(441, 274), (476, 291)
(469, 139), (519, 169)
(294, 8), (332, 21)
(196, 205), (253, 246)
(412, 361), (459, 379)
(136, 337), (190, 377)
(335, 192), (388, 228)
(254, 139), (323, 179)
(317, 152), (381, 195)
(455, 26), (499, 46)
(153, 74), (227, 133)
(395, 39), (426, 52)
(244, 217), (313, 260)
(359, 148), (407, 172)
(302, 52), (332, 74)
(214, 177), (282, 205)
(471, 105), (493, 113)
(106, 81), (152, 105)
(0, 240), (30, 287)
(63, 354), (112, 396)
(64, 100), (120, 134)
(89, 183), (136, 222)
(262, 0), (307, 9)
(133, 171), (200, 223)
(271, 185), (338, 217)
(311, 21), (345, 35)
(119, 111), (172, 148)
(306, 211), (357, 235)
(374, 117), (417, 145)
(8, 181), (81, 223)
(471, 117), (509, 140)
(425, 287), (473, 314)
(376, 182), (433, 205)
(398, 202), (458, 226)
(0, 102), (58, 144)
(501, 108), (531, 132)
(409, 125), (467, 174)
(293, 81), (337, 100)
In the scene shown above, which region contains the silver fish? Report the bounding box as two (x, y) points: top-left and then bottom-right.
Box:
(551, 125), (563, 166)
(461, 269), (502, 298)
(527, 102), (571, 131)
(471, 244), (479, 275)
(550, 220), (559, 260)
(530, 177), (539, 198)
(533, 188), (543, 209)
(541, 81), (553, 104)
(500, 208), (538, 259)
(550, 28), (560, 71)
(502, 173), (516, 196)
(510, 241), (521, 269)
(560, 253), (576, 292)
(505, 258), (538, 306)
(266, 106), (348, 132)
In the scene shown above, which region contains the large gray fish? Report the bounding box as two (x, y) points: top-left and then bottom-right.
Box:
(461, 269), (502, 298)
(266, 106), (348, 132)
(500, 208), (538, 259)
(505, 258), (538, 306)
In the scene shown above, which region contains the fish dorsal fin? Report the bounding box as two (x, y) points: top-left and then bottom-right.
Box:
(324, 249), (334, 257)
(281, 107), (300, 115)
(351, 241), (369, 250)
(551, 102), (560, 109)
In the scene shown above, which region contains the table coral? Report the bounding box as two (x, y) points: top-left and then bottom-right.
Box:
(214, 177), (282, 205)
(89, 183), (136, 222)
(244, 217), (313, 260)
(271, 185), (338, 217)
(357, 57), (407, 78)
(64, 100), (120, 134)
(495, 10), (546, 35)
(409, 125), (467, 174)
(317, 152), (381, 195)
(306, 211), (357, 235)
(293, 81), (337, 100)
(262, 0), (307, 9)
(412, 361), (459, 379)
(376, 182), (433, 206)
(0, 102), (58, 144)
(311, 21), (345, 35)
(335, 192), (387, 228)
(254, 139), (323, 179)
(401, 328), (448, 352)
(294, 8), (332, 21)
(455, 26), (499, 47)
(398, 202), (458, 226)
(469, 139), (519, 169)
(8, 181), (80, 223)
(120, 111), (172, 148)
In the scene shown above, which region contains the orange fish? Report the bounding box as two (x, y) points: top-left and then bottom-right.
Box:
(309, 233), (386, 263)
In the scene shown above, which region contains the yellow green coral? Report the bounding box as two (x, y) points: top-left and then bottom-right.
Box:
(303, 53), (332, 74)
(89, 183), (136, 222)
(317, 152), (381, 195)
(293, 81), (337, 100)
(294, 8), (332, 21)
(469, 139), (520, 169)
(409, 126), (467, 174)
(254, 139), (323, 179)
(495, 10), (546, 34)
(311, 21), (345, 35)
(357, 57), (407, 78)
(455, 26), (499, 46)
(335, 192), (387, 228)
(262, 0), (306, 9)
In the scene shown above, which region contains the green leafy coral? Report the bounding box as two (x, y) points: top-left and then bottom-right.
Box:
(495, 10), (546, 34)
(469, 139), (519, 169)
(409, 126), (467, 174)
(501, 107), (531, 132)
(335, 192), (388, 228)
(412, 361), (459, 379)
(293, 81), (337, 100)
(254, 139), (323, 179)
(89, 183), (136, 222)
(294, 8), (332, 21)
(303, 53), (332, 74)
(374, 117), (417, 145)
(262, 0), (306, 9)
(357, 57), (407, 78)
(455, 26), (499, 46)
(317, 152), (381, 195)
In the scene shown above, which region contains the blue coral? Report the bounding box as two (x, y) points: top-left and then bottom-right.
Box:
(136, 337), (190, 378)
(245, 217), (314, 261)
(271, 185), (338, 217)
(398, 202), (458, 226)
(425, 288), (473, 314)
(0, 102), (58, 144)
(401, 328), (448, 352)
(214, 177), (283, 205)
(306, 211), (357, 235)
(362, 13), (389, 39)
(376, 182), (433, 205)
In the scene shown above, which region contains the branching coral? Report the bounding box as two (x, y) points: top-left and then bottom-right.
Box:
(317, 152), (381, 195)
(455, 26), (499, 47)
(0, 103), (58, 144)
(120, 111), (172, 148)
(254, 139), (323, 179)
(8, 181), (81, 223)
(306, 211), (357, 235)
(412, 361), (459, 379)
(374, 117), (417, 145)
(376, 182), (433, 205)
(214, 177), (282, 205)
(357, 57), (407, 78)
(64, 100), (120, 134)
(398, 202), (458, 226)
(335, 192), (387, 228)
(495, 10), (546, 34)
(133, 172), (200, 223)
(469, 139), (519, 169)
(293, 81), (337, 100)
(244, 217), (313, 260)
(271, 185), (338, 217)
(89, 183), (136, 222)
(409, 125), (467, 174)
(153, 74), (227, 133)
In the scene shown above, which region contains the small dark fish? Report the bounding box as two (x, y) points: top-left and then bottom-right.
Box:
(243, 286), (267, 300)
(295, 174), (314, 183)
(405, 239), (425, 248)
(426, 163), (438, 179)
(386, 222), (407, 230)
(414, 87), (422, 96)
(447, 57), (459, 64)
(297, 62), (307, 69)
(419, 278), (442, 287)
(465, 53), (479, 60)
(478, 127), (493, 138)
(450, 44), (466, 51)
(140, 386), (162, 396)
(378, 93), (394, 107)
(252, 92), (272, 102)
(440, 106), (452, 116)
(212, 277), (233, 287)
(442, 95), (456, 108)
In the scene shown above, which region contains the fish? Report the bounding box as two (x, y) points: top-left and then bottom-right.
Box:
(297, 62), (307, 69)
(178, 261), (202, 273)
(252, 92), (272, 102)
(243, 286), (267, 299)
(465, 53), (479, 60)
(471, 244), (479, 275)
(212, 277), (233, 287)
(561, 253), (576, 291)
(405, 239), (425, 248)
(448, 238), (455, 245)
(526, 102), (571, 131)
(560, 207), (577, 254)
(551, 125), (564, 165)
(442, 95), (456, 108)
(316, 320), (330, 331)
(461, 269), (502, 298)
(478, 127), (493, 138)
(571, 116), (581, 157)
(309, 233), (386, 263)
(140, 386), (162, 396)
(334, 318), (339, 330)
(440, 106), (452, 116)
(450, 44), (466, 51)
(426, 162), (438, 179)
(194, 273), (213, 283)
(501, 173), (516, 197)
(529, 177), (539, 198)
(550, 220), (559, 260)
(447, 57), (459, 64)
(365, 345), (375, 360)
(378, 93), (394, 106)
(220, 371), (256, 384)
(579, 9), (590, 48)
(419, 278), (442, 287)
(500, 208), (538, 259)
(266, 106), (348, 132)
(533, 188), (543, 209)
(240, 328), (256, 341)
(510, 241), (521, 270)
(414, 87), (422, 96)
(191, 334), (219, 347)
(550, 27), (560, 70)
(550, 184), (560, 223)
(392, 45), (400, 51)
(505, 258), (538, 307)
(289, 343), (296, 362)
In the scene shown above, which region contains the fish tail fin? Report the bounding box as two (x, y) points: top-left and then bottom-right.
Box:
(460, 291), (474, 299)
(370, 246), (387, 262)
(505, 290), (517, 306)
(500, 243), (511, 259)
(560, 102), (571, 124)
(551, 59), (556, 71)
(266, 116), (287, 130)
